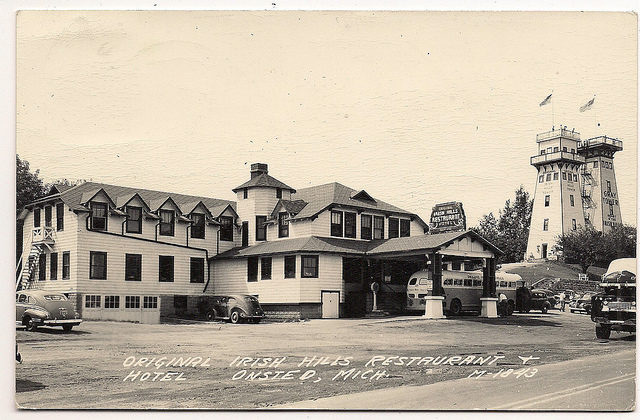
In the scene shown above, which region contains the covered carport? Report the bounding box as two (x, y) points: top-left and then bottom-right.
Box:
(344, 230), (503, 318)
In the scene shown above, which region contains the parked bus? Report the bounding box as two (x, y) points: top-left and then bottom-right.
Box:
(406, 269), (523, 315)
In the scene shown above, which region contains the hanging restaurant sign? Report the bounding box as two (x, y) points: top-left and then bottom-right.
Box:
(429, 202), (466, 234)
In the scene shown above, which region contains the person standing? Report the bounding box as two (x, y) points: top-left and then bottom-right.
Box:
(559, 291), (566, 312)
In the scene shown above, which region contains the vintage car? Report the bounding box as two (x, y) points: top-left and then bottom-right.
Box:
(16, 290), (82, 332)
(203, 295), (264, 324)
(569, 292), (597, 314)
(591, 258), (636, 339)
(529, 290), (552, 313)
(535, 288), (558, 308)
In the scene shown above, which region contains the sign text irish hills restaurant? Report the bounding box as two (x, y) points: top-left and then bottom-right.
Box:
(429, 202), (466, 234)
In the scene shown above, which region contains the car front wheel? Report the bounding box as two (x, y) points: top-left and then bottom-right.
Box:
(24, 316), (37, 332)
(206, 310), (217, 321)
(229, 310), (241, 324)
(449, 299), (462, 316)
(62, 325), (73, 332)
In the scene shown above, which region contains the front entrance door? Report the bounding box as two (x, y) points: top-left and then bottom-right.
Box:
(321, 291), (340, 318)
(541, 243), (548, 259)
(242, 222), (248, 247)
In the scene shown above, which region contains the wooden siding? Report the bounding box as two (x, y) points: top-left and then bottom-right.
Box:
(217, 207), (240, 253)
(75, 229), (211, 296)
(309, 207), (419, 240)
(211, 256), (301, 303)
(299, 254), (344, 303)
(235, 187), (280, 247)
(22, 202), (79, 293)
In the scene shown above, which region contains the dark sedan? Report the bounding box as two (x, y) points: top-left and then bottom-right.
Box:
(529, 290), (552, 313)
(570, 292), (598, 314)
(16, 290), (82, 332)
(203, 295), (264, 324)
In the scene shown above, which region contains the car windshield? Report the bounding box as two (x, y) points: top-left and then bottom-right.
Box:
(44, 294), (67, 301)
(244, 296), (258, 302)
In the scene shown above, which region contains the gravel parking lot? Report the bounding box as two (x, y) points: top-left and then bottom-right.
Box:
(15, 310), (635, 409)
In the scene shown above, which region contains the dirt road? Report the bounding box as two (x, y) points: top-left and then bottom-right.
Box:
(15, 310), (635, 409)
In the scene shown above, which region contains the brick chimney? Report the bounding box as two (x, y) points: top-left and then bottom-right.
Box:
(250, 163), (269, 179)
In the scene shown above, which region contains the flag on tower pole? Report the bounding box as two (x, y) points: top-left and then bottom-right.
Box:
(580, 97), (595, 112)
(539, 93), (552, 107)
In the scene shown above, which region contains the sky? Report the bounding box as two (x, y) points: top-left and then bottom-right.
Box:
(15, 10), (638, 226)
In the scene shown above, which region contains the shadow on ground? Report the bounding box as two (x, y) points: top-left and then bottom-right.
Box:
(16, 379), (47, 393)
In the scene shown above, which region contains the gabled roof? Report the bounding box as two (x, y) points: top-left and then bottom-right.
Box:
(232, 173), (296, 193)
(115, 192), (151, 211)
(25, 181), (236, 217)
(209, 203), (239, 219)
(270, 199), (308, 219)
(290, 182), (428, 228)
(214, 230), (503, 259)
(80, 187), (117, 208)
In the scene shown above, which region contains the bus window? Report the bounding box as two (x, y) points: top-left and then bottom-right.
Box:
(508, 282), (514, 288)
(454, 279), (463, 286)
(443, 279), (453, 286)
(409, 278), (417, 285)
(500, 281), (507, 287)
(418, 278), (429, 285)
(418, 294), (427, 298)
(463, 279), (472, 287)
(473, 279), (482, 287)
(451, 261), (461, 271)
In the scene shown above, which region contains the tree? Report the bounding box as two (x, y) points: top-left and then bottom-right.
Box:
(16, 155), (47, 215)
(557, 225), (637, 273)
(473, 186), (533, 263)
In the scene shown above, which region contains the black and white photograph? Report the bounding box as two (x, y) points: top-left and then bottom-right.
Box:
(5, 1), (638, 412)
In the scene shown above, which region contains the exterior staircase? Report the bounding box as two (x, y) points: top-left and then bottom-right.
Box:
(16, 226), (55, 291)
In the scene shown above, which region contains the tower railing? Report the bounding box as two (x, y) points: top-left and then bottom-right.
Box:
(536, 128), (581, 142)
(578, 136), (623, 150)
(530, 151), (585, 165)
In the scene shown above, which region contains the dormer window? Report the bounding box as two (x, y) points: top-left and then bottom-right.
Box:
(331, 211), (343, 237)
(191, 213), (206, 239)
(159, 210), (175, 236)
(219, 216), (233, 241)
(126, 206), (142, 234)
(279, 212), (289, 238)
(90, 202), (108, 231)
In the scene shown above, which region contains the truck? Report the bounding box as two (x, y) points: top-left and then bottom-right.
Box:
(590, 258), (636, 339)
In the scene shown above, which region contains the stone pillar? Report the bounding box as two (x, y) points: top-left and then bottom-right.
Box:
(480, 257), (498, 318)
(424, 252), (445, 319)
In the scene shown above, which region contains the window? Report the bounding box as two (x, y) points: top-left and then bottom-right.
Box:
(284, 255), (296, 278)
(190, 257), (205, 283)
(301, 255), (319, 278)
(125, 254), (142, 281)
(570, 195), (575, 207)
(50, 253), (58, 280)
(255, 216), (267, 241)
(400, 219), (410, 237)
(278, 212), (289, 238)
(443, 279), (453, 286)
(543, 219), (549, 231)
(573, 174), (578, 182)
(85, 295), (101, 308)
(243, 188), (248, 199)
(544, 195), (550, 207)
(143, 296), (158, 309)
(44, 206), (52, 227)
(464, 279), (472, 287)
(159, 210), (175, 236)
(572, 219), (577, 231)
(62, 252), (70, 279)
(606, 180), (611, 193)
(39, 254), (46, 280)
(276, 188), (282, 199)
(388, 217), (400, 238)
(90, 202), (108, 231)
(547, 147), (552, 153)
(609, 204), (614, 217)
(126, 206), (142, 234)
(562, 147), (567, 152)
(219, 216), (233, 241)
(125, 296), (140, 309)
(545, 173), (551, 182)
(90, 252), (107, 279)
(331, 211), (343, 237)
(56, 203), (64, 231)
(594, 161), (599, 168)
(191, 213), (205, 241)
(247, 257), (258, 282)
(105, 295), (120, 309)
(261, 257), (272, 280)
(571, 148), (575, 153)
(553, 172), (559, 180)
(538, 175), (544, 183)
(562, 172), (567, 180)
(33, 208), (41, 227)
(361, 215), (372, 240)
(158, 256), (174, 282)
(451, 261), (461, 271)
(553, 146), (559, 152)
(373, 216), (384, 240)
(540, 149), (546, 155)
(344, 212), (356, 238)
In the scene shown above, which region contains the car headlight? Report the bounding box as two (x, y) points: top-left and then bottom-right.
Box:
(602, 300), (608, 306)
(632, 301), (636, 307)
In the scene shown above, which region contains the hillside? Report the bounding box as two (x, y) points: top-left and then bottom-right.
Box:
(500, 261), (599, 293)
